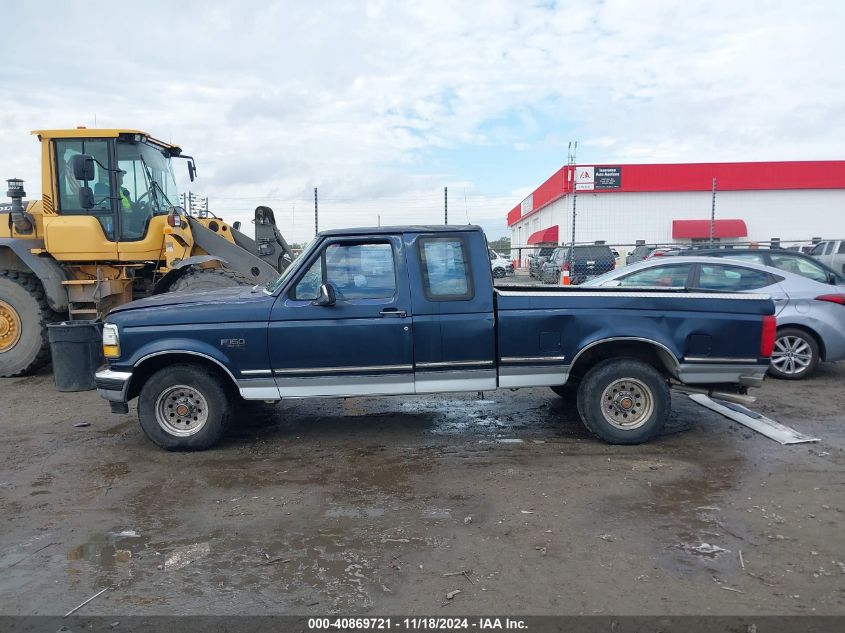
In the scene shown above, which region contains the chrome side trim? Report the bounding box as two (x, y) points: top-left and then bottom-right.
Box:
(684, 357), (758, 363)
(500, 355), (566, 363)
(276, 374), (413, 398)
(496, 290), (768, 300)
(569, 337), (680, 374)
(415, 360), (494, 368)
(240, 369), (273, 375)
(677, 363), (767, 386)
(274, 364), (413, 375)
(498, 364), (569, 388)
(415, 369), (497, 393)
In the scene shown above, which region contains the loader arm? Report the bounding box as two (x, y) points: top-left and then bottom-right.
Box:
(186, 217), (279, 284)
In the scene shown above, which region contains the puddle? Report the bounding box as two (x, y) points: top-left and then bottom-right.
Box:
(326, 506), (386, 518)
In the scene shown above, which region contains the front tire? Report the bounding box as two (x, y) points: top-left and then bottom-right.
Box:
(138, 364), (231, 450)
(576, 359), (670, 444)
(768, 328), (820, 380)
(0, 272), (56, 377)
(493, 267), (506, 279)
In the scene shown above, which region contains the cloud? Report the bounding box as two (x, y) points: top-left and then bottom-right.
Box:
(0, 0), (842, 243)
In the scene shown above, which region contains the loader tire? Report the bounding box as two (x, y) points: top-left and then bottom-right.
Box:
(0, 272), (55, 377)
(169, 267), (255, 293)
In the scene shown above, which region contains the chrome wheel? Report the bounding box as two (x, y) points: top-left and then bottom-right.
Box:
(771, 335), (813, 376)
(155, 384), (209, 437)
(600, 377), (654, 430)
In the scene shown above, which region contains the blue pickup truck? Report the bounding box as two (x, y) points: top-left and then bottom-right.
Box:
(95, 225), (777, 450)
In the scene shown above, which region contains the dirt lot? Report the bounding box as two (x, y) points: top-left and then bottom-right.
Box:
(1, 362), (844, 616)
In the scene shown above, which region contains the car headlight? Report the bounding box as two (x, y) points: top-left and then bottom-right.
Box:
(102, 323), (120, 359)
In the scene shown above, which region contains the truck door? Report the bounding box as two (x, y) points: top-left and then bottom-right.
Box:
(405, 231), (497, 393)
(268, 235), (414, 397)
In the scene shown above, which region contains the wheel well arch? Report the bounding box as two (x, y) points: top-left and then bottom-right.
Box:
(127, 351), (240, 401)
(775, 323), (826, 361)
(568, 337), (680, 382)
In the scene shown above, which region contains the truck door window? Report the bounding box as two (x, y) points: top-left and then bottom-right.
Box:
(292, 242), (396, 301)
(697, 264), (772, 291)
(55, 139), (115, 238)
(809, 243), (826, 256)
(619, 264), (691, 288)
(838, 241), (845, 254)
(418, 237), (474, 300)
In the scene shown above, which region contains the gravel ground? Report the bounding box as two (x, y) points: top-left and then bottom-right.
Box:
(0, 362), (844, 616)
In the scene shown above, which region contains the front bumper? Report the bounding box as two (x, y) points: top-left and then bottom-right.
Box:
(95, 366), (132, 403)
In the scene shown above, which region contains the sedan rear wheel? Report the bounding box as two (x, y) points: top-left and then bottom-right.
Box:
(768, 328), (819, 380)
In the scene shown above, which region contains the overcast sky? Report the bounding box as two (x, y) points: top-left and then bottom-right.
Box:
(1, 0), (843, 242)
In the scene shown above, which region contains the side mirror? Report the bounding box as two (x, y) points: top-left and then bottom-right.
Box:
(78, 186), (95, 209)
(312, 283), (336, 307)
(71, 154), (96, 181)
(232, 221), (241, 231)
(187, 159), (197, 182)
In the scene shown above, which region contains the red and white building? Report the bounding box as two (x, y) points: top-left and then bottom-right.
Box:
(507, 161), (845, 253)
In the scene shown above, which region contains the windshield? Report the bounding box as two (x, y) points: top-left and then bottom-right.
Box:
(115, 141), (180, 240)
(267, 238), (314, 293)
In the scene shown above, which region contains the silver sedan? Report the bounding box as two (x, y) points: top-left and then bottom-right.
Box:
(584, 256), (845, 380)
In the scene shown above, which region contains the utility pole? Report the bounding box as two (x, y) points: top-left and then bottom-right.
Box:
(314, 187), (319, 235)
(567, 141), (578, 272)
(709, 178), (717, 247)
(444, 187), (448, 225)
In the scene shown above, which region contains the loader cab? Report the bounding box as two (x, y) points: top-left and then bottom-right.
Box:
(39, 129), (186, 261)
(54, 135), (180, 240)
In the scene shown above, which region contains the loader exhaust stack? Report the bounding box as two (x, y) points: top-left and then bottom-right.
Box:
(5, 178), (33, 234)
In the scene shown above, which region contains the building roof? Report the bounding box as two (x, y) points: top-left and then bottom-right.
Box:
(508, 160), (845, 227)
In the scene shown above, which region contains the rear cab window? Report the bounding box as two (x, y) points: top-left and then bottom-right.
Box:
(418, 236), (474, 300)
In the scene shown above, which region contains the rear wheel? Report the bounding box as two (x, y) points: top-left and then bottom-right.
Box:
(138, 364), (231, 450)
(0, 272), (56, 377)
(768, 328), (819, 380)
(493, 267), (506, 279)
(170, 267), (255, 292)
(576, 359), (670, 444)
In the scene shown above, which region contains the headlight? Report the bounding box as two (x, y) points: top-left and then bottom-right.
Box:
(102, 323), (120, 358)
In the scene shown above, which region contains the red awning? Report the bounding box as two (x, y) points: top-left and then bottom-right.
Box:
(672, 219), (747, 239)
(527, 225), (559, 245)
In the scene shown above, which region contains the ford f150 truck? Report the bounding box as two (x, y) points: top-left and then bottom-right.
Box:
(95, 225), (777, 450)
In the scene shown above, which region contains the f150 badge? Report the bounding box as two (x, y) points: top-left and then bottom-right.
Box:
(220, 338), (246, 348)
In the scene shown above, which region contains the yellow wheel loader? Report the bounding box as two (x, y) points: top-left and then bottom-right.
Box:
(0, 128), (294, 377)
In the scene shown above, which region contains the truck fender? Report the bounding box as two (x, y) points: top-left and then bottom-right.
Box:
(0, 238), (68, 312)
(151, 255), (227, 294)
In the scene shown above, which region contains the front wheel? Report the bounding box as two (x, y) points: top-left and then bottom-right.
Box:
(768, 328), (819, 380)
(493, 267), (506, 279)
(138, 364), (231, 450)
(576, 359), (670, 444)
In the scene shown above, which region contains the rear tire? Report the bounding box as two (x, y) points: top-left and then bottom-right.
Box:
(768, 328), (820, 380)
(576, 358), (670, 444)
(0, 272), (56, 377)
(169, 267), (255, 293)
(138, 364), (231, 450)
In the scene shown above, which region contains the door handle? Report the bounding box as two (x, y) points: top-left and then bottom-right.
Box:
(380, 308), (407, 318)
